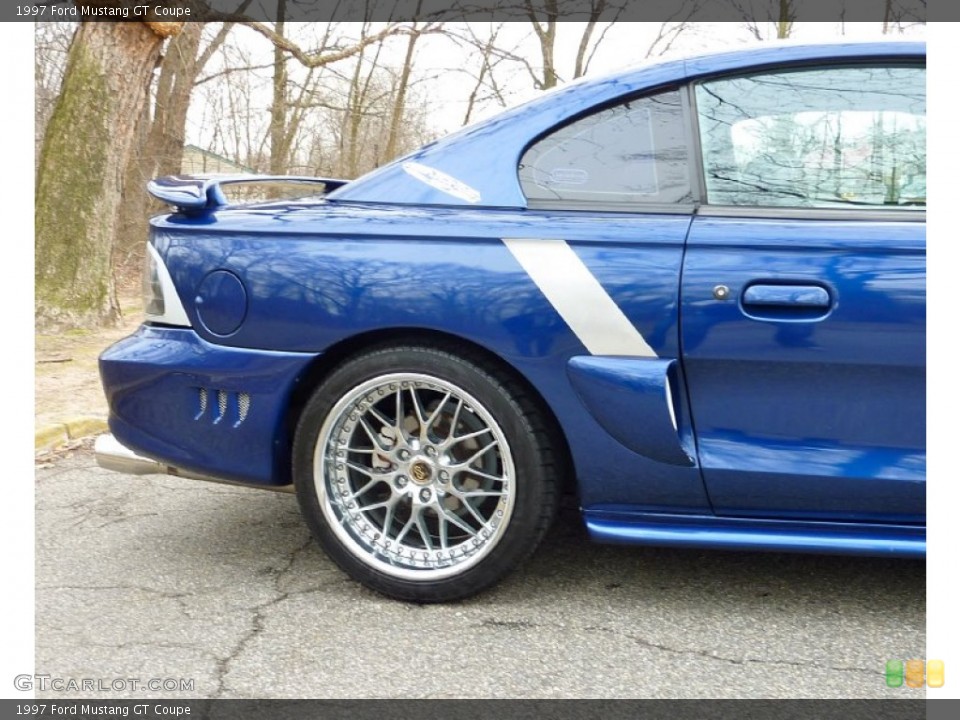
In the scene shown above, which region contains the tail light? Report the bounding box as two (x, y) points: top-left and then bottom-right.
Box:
(143, 243), (191, 327)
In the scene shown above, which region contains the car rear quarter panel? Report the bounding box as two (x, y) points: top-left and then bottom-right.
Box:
(151, 204), (711, 512)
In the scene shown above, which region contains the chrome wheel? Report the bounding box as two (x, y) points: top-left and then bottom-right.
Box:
(313, 373), (516, 581)
(294, 344), (560, 601)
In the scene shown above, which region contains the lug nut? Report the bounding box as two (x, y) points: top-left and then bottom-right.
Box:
(396, 476), (408, 488)
(419, 489), (431, 502)
(398, 449), (410, 460)
(439, 470), (449, 481)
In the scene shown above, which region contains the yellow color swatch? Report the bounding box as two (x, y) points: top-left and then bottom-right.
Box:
(927, 660), (945, 688)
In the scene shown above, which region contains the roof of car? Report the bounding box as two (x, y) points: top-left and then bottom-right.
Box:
(329, 40), (925, 209)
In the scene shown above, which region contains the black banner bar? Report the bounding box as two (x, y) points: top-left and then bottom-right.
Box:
(0, 699), (942, 719)
(7, 0), (934, 24)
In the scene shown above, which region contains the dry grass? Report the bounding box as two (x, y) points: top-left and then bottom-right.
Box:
(35, 294), (142, 431)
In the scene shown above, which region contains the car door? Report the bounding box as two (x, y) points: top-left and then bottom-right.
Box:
(680, 62), (926, 523)
(513, 86), (713, 513)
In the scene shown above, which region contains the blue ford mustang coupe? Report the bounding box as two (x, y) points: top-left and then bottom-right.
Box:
(97, 41), (925, 602)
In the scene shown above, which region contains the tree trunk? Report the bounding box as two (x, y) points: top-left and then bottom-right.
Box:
(36, 21), (168, 330)
(115, 101), (152, 289)
(527, 0), (558, 90)
(116, 21), (238, 281)
(384, 23), (421, 162)
(269, 1), (289, 175)
(777, 0), (794, 38)
(537, 19), (558, 90)
(151, 22), (203, 177)
(116, 24), (202, 285)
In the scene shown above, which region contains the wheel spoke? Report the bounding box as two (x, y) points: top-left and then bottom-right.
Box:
(344, 446), (378, 455)
(409, 387), (428, 428)
(394, 512), (418, 546)
(459, 468), (507, 484)
(438, 514), (449, 550)
(459, 489), (506, 499)
(366, 404), (393, 431)
(394, 389), (405, 433)
(358, 417), (386, 450)
(424, 391), (452, 434)
(454, 493), (488, 528)
(448, 426), (493, 446)
(438, 505), (478, 538)
(345, 461), (386, 478)
(381, 500), (397, 540)
(416, 512), (434, 551)
(356, 499), (390, 514)
(347, 476), (384, 501)
(447, 398), (464, 440)
(450, 440), (499, 469)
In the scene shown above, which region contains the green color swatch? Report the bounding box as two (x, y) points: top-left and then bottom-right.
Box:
(886, 659), (904, 688)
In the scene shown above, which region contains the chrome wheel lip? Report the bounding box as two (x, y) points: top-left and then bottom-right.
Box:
(313, 372), (517, 582)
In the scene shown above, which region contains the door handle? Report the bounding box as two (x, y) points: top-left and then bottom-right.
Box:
(742, 284), (831, 308)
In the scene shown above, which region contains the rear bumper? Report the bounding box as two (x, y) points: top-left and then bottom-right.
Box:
(99, 325), (315, 487)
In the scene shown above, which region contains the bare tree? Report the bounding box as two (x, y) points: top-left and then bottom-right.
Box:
(191, 19), (435, 179)
(269, 1), (291, 174)
(116, 17), (247, 281)
(522, 0), (624, 90)
(36, 18), (183, 330)
(645, 18), (700, 58)
(459, 24), (511, 126)
(289, 33), (434, 177)
(729, 0), (796, 39)
(452, 10), (695, 103)
(151, 20), (245, 178)
(384, 13), (432, 162)
(883, 0), (927, 32)
(251, 14), (432, 174)
(340, 27), (392, 176)
(731, 0), (924, 37)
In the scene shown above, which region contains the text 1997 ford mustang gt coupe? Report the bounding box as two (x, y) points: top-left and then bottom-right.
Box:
(97, 41), (925, 602)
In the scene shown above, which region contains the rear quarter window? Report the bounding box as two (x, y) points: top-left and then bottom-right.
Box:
(519, 89), (692, 207)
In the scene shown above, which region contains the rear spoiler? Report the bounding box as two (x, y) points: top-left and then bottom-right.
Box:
(146, 174), (348, 214)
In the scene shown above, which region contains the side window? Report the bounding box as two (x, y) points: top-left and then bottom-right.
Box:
(695, 65), (925, 209)
(519, 89), (691, 207)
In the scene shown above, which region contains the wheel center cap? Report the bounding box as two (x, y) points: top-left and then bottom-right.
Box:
(409, 460), (433, 485)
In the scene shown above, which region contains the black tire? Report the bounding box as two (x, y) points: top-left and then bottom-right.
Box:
(292, 343), (560, 602)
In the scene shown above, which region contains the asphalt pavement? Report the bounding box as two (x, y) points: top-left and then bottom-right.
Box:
(35, 448), (925, 699)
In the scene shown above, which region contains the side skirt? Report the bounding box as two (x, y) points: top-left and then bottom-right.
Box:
(583, 510), (925, 558)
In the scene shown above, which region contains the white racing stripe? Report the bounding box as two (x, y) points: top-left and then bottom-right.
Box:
(503, 237), (658, 358)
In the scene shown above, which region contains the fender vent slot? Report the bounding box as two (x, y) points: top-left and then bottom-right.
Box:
(193, 387), (252, 427)
(195, 388), (208, 420)
(216, 390), (229, 423)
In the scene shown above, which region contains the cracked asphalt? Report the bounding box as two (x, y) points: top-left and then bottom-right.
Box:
(36, 448), (925, 699)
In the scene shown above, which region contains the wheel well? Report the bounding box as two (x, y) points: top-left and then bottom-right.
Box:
(277, 328), (576, 498)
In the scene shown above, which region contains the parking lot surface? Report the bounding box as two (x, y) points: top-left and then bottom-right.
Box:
(35, 449), (925, 699)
